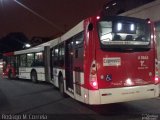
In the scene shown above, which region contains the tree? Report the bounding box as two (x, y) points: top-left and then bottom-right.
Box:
(0, 32), (29, 53)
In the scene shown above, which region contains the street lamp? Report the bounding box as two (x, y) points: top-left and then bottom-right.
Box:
(25, 43), (31, 48)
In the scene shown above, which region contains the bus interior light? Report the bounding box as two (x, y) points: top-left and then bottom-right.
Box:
(27, 54), (33, 56)
(36, 52), (43, 55)
(106, 6), (109, 10)
(130, 24), (135, 31)
(112, 2), (116, 6)
(117, 23), (122, 31)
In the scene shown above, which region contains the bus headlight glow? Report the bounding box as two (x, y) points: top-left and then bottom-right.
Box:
(84, 94), (87, 98)
(92, 81), (97, 87)
(155, 76), (159, 84)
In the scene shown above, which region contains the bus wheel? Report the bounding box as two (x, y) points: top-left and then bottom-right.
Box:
(31, 71), (38, 83)
(8, 70), (13, 80)
(59, 76), (67, 97)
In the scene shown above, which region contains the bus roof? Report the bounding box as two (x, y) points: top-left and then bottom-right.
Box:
(7, 19), (85, 56)
(61, 20), (84, 42)
(14, 37), (60, 55)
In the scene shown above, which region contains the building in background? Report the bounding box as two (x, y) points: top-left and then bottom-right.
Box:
(0, 32), (30, 57)
(102, 0), (155, 16)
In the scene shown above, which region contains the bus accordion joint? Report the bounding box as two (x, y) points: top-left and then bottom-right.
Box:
(89, 60), (98, 89)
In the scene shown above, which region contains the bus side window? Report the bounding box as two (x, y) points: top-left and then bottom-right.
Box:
(16, 55), (20, 68)
(51, 49), (54, 66)
(27, 53), (34, 67)
(74, 32), (84, 71)
(74, 32), (84, 59)
(58, 44), (65, 67)
(20, 54), (27, 67)
(52, 46), (59, 67)
(33, 52), (44, 67)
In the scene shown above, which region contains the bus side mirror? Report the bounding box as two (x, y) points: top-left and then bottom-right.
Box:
(88, 23), (93, 31)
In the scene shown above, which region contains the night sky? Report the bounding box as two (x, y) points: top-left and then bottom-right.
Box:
(0, 0), (108, 40)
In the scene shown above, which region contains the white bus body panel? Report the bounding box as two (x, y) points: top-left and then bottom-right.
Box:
(18, 67), (45, 81)
(51, 68), (65, 87)
(62, 81), (159, 104)
(98, 84), (159, 104)
(81, 84), (159, 105)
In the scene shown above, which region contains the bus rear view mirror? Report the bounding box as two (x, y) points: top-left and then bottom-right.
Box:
(88, 23), (93, 31)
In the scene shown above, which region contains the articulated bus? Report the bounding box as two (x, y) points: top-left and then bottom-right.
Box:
(3, 15), (159, 104)
(2, 38), (59, 82)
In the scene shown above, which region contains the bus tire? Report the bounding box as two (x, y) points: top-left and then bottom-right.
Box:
(59, 75), (67, 97)
(31, 70), (38, 83)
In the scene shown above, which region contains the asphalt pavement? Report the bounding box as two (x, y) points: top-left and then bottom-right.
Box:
(0, 77), (159, 120)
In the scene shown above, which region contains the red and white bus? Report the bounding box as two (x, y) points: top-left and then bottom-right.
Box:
(2, 52), (16, 79)
(3, 15), (159, 104)
(2, 38), (59, 82)
(51, 15), (159, 104)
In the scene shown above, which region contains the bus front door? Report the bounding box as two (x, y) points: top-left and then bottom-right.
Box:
(65, 40), (74, 94)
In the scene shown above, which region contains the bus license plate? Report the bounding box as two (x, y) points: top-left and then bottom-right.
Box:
(103, 57), (121, 66)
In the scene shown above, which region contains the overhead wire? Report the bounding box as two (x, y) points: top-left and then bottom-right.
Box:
(13, 0), (64, 32)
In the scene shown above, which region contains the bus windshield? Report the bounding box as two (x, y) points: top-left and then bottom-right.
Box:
(98, 17), (150, 49)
